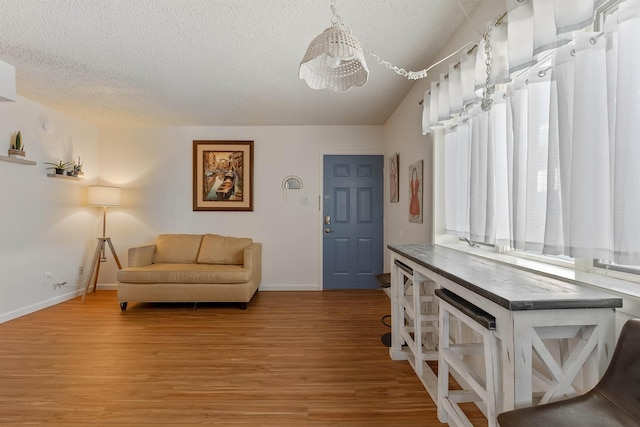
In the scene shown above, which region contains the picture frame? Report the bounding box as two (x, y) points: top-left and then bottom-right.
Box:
(408, 159), (423, 223)
(193, 140), (254, 211)
(389, 153), (399, 203)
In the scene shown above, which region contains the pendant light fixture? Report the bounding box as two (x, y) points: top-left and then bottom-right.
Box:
(299, 0), (479, 92)
(298, 1), (369, 92)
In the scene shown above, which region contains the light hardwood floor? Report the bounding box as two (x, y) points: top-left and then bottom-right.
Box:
(0, 290), (485, 426)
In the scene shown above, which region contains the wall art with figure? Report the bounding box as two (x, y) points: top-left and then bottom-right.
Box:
(408, 159), (423, 223)
(193, 140), (253, 211)
(389, 153), (399, 203)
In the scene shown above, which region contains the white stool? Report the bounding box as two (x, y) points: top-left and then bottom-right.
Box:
(396, 259), (439, 377)
(436, 288), (500, 427)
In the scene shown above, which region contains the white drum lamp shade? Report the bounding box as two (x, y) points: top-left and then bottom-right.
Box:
(88, 186), (121, 207)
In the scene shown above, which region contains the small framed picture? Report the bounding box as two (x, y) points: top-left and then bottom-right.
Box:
(389, 153), (399, 203)
(408, 159), (423, 223)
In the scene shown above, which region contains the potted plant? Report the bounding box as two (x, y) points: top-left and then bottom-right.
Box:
(68, 156), (83, 177)
(45, 160), (71, 175)
(8, 131), (25, 157)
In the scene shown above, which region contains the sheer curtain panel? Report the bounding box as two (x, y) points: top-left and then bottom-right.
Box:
(429, 0), (640, 265)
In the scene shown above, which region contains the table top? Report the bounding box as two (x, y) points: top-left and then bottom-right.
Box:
(388, 244), (623, 311)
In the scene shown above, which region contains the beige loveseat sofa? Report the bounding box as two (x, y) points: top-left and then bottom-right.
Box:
(116, 233), (261, 311)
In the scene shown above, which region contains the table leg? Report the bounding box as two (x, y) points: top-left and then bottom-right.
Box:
(390, 256), (408, 360)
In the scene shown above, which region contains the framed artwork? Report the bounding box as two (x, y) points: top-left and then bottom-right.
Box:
(193, 140), (254, 211)
(408, 159), (423, 223)
(389, 153), (399, 203)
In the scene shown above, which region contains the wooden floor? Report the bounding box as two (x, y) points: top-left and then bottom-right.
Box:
(0, 290), (485, 426)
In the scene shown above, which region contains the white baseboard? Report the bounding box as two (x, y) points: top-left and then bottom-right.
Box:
(0, 283), (321, 323)
(258, 284), (321, 291)
(96, 283), (322, 291)
(0, 288), (83, 323)
(96, 283), (118, 290)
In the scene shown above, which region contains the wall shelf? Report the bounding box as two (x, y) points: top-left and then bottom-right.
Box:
(47, 173), (82, 181)
(0, 155), (36, 166)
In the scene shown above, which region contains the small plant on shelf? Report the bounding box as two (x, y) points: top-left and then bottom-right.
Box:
(44, 160), (71, 175)
(8, 131), (25, 157)
(68, 156), (83, 177)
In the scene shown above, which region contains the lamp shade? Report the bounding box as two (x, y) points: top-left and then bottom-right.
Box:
(299, 24), (369, 92)
(88, 186), (121, 207)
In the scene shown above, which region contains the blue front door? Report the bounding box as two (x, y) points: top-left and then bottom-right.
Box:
(323, 155), (384, 289)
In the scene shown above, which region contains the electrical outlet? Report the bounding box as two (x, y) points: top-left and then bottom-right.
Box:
(44, 272), (53, 284)
(78, 266), (84, 276)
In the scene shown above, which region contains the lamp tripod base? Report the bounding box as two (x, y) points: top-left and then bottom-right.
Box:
(82, 237), (122, 302)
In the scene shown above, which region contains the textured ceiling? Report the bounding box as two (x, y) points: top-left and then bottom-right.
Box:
(0, 0), (481, 127)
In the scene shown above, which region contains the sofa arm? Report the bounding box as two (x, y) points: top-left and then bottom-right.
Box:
(127, 244), (156, 267)
(243, 242), (262, 284)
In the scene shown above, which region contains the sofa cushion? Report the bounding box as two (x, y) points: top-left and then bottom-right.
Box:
(117, 263), (251, 284)
(153, 234), (203, 264)
(197, 234), (252, 265)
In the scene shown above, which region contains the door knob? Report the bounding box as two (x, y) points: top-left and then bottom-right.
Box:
(324, 228), (331, 234)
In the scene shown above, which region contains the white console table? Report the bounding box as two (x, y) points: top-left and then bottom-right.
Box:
(388, 244), (622, 413)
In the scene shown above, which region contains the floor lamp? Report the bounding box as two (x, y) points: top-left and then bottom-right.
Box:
(82, 185), (123, 302)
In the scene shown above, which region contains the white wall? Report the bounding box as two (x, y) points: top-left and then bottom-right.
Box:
(0, 96), (100, 322)
(97, 126), (384, 289)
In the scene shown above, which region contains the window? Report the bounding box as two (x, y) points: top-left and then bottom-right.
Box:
(434, 0), (640, 268)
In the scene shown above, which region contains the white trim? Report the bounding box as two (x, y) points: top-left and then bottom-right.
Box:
(96, 283), (118, 290)
(0, 288), (83, 323)
(258, 283), (321, 291)
(99, 283), (323, 292)
(590, 262), (640, 284)
(500, 248), (574, 269)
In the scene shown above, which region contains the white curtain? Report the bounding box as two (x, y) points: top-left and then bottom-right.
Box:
(555, 0), (597, 34)
(509, 77), (529, 250)
(422, 88), (431, 135)
(444, 121), (471, 237)
(532, 0), (570, 56)
(553, 44), (575, 255)
(492, 95), (511, 246)
(543, 52), (564, 255)
(433, 0), (640, 264)
(439, 73), (452, 122)
(491, 19), (512, 85)
(568, 32), (613, 259)
(430, 80), (442, 128)
(448, 62), (464, 115)
(445, 127), (457, 234)
(614, 0), (640, 264)
(461, 47), (479, 105)
(507, 0), (536, 74)
(524, 61), (552, 253)
(468, 105), (490, 242)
